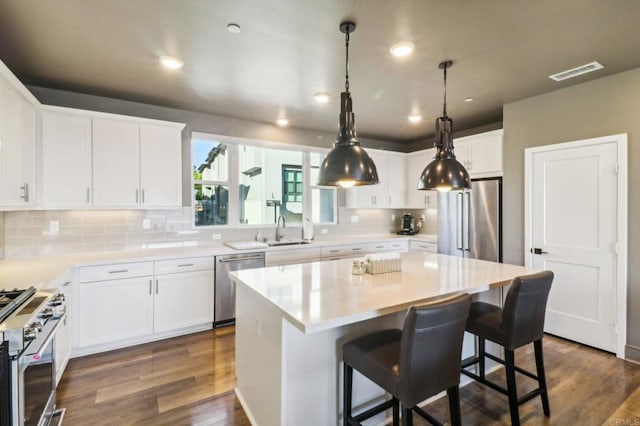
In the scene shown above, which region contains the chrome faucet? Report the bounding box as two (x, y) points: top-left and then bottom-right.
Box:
(276, 215), (286, 241)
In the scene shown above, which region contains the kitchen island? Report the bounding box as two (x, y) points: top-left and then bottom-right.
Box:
(231, 252), (535, 426)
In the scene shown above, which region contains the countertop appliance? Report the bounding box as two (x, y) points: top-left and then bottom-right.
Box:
(0, 286), (67, 426)
(438, 177), (501, 262)
(396, 213), (416, 235)
(214, 252), (265, 327)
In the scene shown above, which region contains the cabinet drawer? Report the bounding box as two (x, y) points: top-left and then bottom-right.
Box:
(154, 256), (214, 275)
(266, 247), (321, 266)
(387, 240), (409, 252)
(410, 241), (438, 253)
(79, 261), (154, 283)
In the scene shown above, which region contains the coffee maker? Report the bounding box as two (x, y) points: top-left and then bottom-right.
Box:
(396, 213), (416, 235)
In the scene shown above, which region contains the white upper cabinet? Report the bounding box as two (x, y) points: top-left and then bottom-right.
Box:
(345, 149), (406, 209)
(39, 107), (185, 209)
(41, 110), (93, 207)
(139, 123), (182, 207)
(0, 63), (38, 208)
(453, 129), (503, 178)
(406, 148), (438, 209)
(92, 117), (141, 207)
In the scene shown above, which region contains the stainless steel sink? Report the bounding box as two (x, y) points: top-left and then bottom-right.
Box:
(267, 240), (311, 247)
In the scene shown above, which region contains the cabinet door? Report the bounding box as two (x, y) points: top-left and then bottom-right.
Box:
(77, 277), (153, 347)
(467, 131), (502, 176)
(92, 118), (140, 207)
(406, 149), (437, 208)
(140, 124), (182, 207)
(0, 80), (36, 206)
(345, 150), (388, 208)
(42, 111), (93, 207)
(154, 270), (214, 333)
(386, 154), (406, 207)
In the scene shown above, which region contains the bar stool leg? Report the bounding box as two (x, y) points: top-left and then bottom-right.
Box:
(447, 385), (462, 426)
(504, 349), (520, 426)
(392, 397), (400, 425)
(478, 337), (486, 379)
(534, 340), (551, 416)
(401, 404), (413, 426)
(343, 363), (353, 426)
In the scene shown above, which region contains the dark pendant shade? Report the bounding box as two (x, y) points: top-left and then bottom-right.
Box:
(418, 61), (470, 192)
(317, 91), (379, 187)
(317, 21), (379, 188)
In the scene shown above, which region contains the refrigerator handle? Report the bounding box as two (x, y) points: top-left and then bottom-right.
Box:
(464, 191), (471, 251)
(457, 192), (464, 250)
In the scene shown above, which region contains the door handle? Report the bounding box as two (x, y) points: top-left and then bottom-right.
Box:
(531, 248), (548, 255)
(464, 191), (471, 251)
(456, 192), (464, 250)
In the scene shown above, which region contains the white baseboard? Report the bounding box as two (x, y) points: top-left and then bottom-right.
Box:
(235, 388), (258, 426)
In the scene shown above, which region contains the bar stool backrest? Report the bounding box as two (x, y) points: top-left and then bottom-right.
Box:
(398, 293), (471, 407)
(502, 271), (554, 350)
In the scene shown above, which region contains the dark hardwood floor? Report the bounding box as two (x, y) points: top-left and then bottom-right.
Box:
(57, 329), (640, 425)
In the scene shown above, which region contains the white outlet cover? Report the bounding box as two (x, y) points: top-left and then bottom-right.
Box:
(350, 215), (359, 223)
(321, 228), (328, 234)
(391, 214), (395, 222)
(211, 234), (222, 240)
(49, 220), (59, 233)
(142, 219), (151, 229)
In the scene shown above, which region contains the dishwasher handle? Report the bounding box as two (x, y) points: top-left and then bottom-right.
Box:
(218, 255), (264, 263)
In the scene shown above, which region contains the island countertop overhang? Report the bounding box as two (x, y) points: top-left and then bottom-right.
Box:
(230, 252), (537, 334)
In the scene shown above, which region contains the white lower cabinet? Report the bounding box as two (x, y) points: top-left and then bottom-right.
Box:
(77, 276), (154, 347)
(154, 269), (214, 333)
(410, 240), (438, 253)
(76, 256), (214, 353)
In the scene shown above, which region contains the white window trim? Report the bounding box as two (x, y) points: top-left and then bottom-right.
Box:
(191, 132), (337, 228)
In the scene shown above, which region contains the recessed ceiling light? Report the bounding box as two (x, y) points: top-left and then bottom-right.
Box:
(314, 92), (330, 103)
(276, 118), (289, 127)
(390, 41), (415, 57)
(227, 23), (241, 34)
(464, 97), (474, 103)
(408, 114), (422, 123)
(159, 56), (184, 69)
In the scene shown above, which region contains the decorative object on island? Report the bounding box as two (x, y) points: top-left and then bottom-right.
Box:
(418, 61), (471, 192)
(316, 21), (379, 188)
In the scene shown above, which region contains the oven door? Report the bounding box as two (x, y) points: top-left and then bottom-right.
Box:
(14, 314), (65, 426)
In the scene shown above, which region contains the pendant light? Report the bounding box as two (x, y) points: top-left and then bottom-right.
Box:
(417, 61), (471, 192)
(317, 21), (379, 188)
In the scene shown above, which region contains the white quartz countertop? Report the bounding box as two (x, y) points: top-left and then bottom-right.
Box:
(0, 234), (436, 290)
(231, 252), (536, 334)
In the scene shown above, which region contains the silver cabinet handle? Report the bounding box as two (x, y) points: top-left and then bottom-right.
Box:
(218, 255), (264, 263)
(464, 191), (471, 251)
(149, 279), (152, 295)
(62, 281), (71, 287)
(457, 192), (464, 250)
(20, 183), (29, 202)
(108, 269), (128, 274)
(135, 189), (139, 203)
(86, 187), (91, 203)
(352, 247), (362, 251)
(155, 279), (159, 294)
(375, 245), (385, 249)
(142, 189), (145, 203)
(177, 263), (194, 267)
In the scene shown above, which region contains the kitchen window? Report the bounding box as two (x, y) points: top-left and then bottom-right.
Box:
(191, 133), (337, 227)
(192, 138), (229, 226)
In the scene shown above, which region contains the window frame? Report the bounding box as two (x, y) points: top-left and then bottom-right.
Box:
(190, 132), (337, 228)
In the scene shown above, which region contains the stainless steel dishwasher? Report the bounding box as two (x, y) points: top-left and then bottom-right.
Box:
(214, 252), (265, 327)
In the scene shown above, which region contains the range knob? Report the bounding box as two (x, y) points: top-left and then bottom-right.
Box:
(31, 320), (44, 331)
(24, 327), (38, 342)
(39, 308), (54, 319)
(50, 294), (66, 306)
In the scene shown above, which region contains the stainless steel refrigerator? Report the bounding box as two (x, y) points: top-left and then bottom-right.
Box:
(437, 178), (501, 262)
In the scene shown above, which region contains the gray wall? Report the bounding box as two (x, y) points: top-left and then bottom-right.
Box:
(502, 68), (640, 356)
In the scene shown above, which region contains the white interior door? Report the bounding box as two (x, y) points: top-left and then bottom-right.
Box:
(526, 139), (621, 353)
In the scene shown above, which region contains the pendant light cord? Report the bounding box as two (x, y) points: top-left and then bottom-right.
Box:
(345, 31), (350, 93)
(442, 63), (447, 117)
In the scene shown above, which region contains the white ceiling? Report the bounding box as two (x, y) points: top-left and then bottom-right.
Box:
(1, 0), (639, 143)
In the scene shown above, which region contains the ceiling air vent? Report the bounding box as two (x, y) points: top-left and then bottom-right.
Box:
(549, 61), (604, 82)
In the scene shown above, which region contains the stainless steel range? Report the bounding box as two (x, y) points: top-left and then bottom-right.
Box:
(0, 286), (67, 426)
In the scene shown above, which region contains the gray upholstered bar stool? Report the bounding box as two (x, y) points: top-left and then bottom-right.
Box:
(461, 271), (554, 426)
(342, 293), (471, 426)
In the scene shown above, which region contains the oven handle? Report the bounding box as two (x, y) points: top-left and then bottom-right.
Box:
(27, 313), (67, 362)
